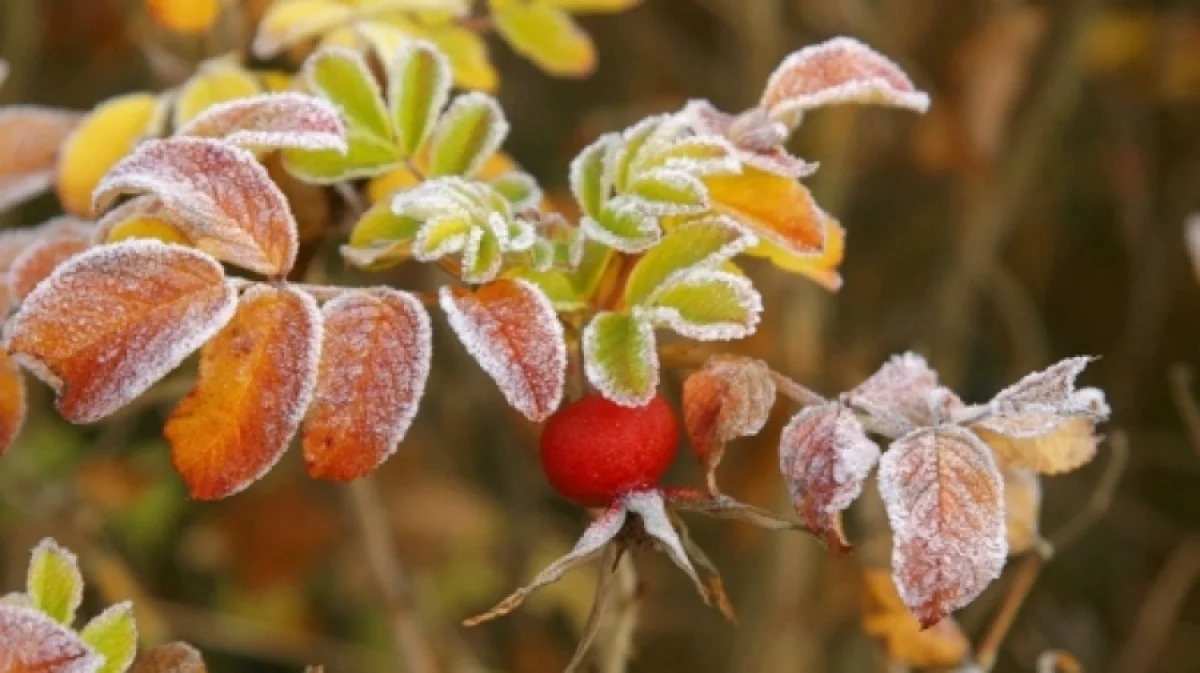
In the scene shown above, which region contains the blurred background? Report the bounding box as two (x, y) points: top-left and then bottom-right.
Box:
(1, 0), (1200, 671)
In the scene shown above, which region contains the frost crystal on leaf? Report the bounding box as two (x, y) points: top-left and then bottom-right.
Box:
(847, 352), (961, 437)
(428, 92), (510, 178)
(679, 100), (817, 178)
(440, 279), (566, 422)
(93, 136), (300, 276)
(0, 106), (82, 214)
(7, 219), (92, 304)
(974, 417), (1100, 476)
(624, 215), (757, 307)
(637, 269), (763, 341)
(175, 93), (348, 153)
(0, 605), (102, 673)
(304, 289), (432, 482)
(389, 40), (452, 158)
(27, 537), (84, 626)
(779, 402), (880, 551)
(625, 168), (710, 216)
(984, 356), (1104, 419)
(582, 312), (659, 408)
(570, 133), (617, 218)
(3, 241), (237, 423)
(622, 489), (709, 602)
(682, 356), (776, 490)
(879, 425), (1007, 627)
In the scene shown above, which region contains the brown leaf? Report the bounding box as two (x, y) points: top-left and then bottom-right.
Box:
(4, 241), (237, 423)
(861, 569), (970, 668)
(0, 107), (80, 213)
(878, 426), (1007, 626)
(975, 417), (1100, 475)
(131, 642), (207, 673)
(175, 93), (346, 153)
(166, 284), (321, 500)
(0, 350), (25, 459)
(94, 137), (299, 276)
(682, 356), (776, 491)
(439, 279), (566, 422)
(8, 219), (92, 304)
(0, 604), (102, 672)
(779, 402), (880, 551)
(304, 289), (431, 482)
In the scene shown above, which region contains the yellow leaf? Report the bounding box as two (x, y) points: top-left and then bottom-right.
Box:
(254, 0), (356, 58)
(754, 217), (844, 290)
(423, 23), (499, 91)
(256, 69), (297, 93)
(173, 64), (263, 127)
(494, 1), (596, 77)
(56, 93), (163, 217)
(146, 0), (220, 34)
(107, 215), (191, 245)
(546, 0), (641, 12)
(862, 569), (970, 668)
(975, 417), (1100, 475)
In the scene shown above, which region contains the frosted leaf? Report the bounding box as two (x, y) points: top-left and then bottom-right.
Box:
(0, 593), (32, 609)
(1001, 462), (1042, 555)
(427, 92), (509, 178)
(848, 352), (960, 436)
(986, 356), (1102, 418)
(625, 169), (710, 216)
(80, 602), (137, 673)
(680, 100), (820, 178)
(4, 241), (237, 423)
(780, 402), (881, 551)
(412, 216), (471, 261)
(630, 131), (742, 178)
(505, 215), (539, 252)
(93, 195), (177, 244)
(440, 279), (566, 422)
(27, 538), (83, 626)
(622, 489), (709, 603)
(974, 417), (1100, 475)
(0, 106), (82, 213)
(464, 503), (626, 626)
(972, 409), (1068, 440)
(579, 202), (661, 253)
(304, 289), (432, 482)
(583, 311), (658, 408)
(570, 133), (617, 219)
(761, 36), (931, 127)
(489, 171), (542, 212)
(93, 137), (299, 276)
(637, 269), (763, 341)
(389, 40), (452, 159)
(879, 425), (1007, 627)
(176, 93), (347, 153)
(667, 489), (804, 531)
(682, 356), (776, 490)
(624, 215), (757, 307)
(460, 213), (508, 283)
(605, 114), (672, 193)
(8, 222), (92, 305)
(166, 284), (322, 500)
(0, 605), (101, 673)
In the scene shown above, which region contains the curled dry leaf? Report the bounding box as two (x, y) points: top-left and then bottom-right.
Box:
(0, 605), (102, 673)
(0, 106), (81, 213)
(681, 356), (776, 491)
(8, 220), (92, 304)
(303, 289), (432, 482)
(166, 285), (321, 500)
(861, 569), (970, 668)
(779, 402), (880, 552)
(94, 137), (299, 276)
(175, 93), (347, 153)
(4, 241), (237, 423)
(0, 350), (25, 458)
(760, 36), (931, 126)
(878, 425), (1007, 627)
(439, 279), (566, 422)
(131, 641), (207, 673)
(975, 417), (1100, 476)
(848, 352), (961, 437)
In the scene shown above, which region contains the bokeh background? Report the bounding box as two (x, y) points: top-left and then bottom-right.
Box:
(2, 0), (1200, 671)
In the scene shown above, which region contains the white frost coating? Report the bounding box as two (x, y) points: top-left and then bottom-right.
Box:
(778, 402), (880, 548)
(392, 178), (478, 221)
(582, 312), (659, 408)
(625, 168), (711, 216)
(622, 489), (708, 600)
(847, 351), (955, 437)
(605, 114), (672, 192)
(460, 214), (506, 284)
(761, 36), (931, 127)
(411, 216), (470, 261)
(506, 216), (538, 253)
(439, 279), (567, 422)
(79, 602), (137, 673)
(491, 171), (543, 213)
(570, 133), (617, 217)
(579, 210), (661, 254)
(27, 538), (83, 622)
(988, 356), (1099, 415)
(3, 240), (237, 423)
(626, 214), (758, 306)
(91, 194), (176, 244)
(0, 605), (103, 673)
(633, 130), (742, 178)
(92, 137), (300, 276)
(429, 92), (510, 178)
(303, 46), (391, 138)
(176, 93), (348, 153)
(388, 40), (452, 156)
(637, 269), (763, 341)
(700, 356), (777, 441)
(878, 425), (1007, 626)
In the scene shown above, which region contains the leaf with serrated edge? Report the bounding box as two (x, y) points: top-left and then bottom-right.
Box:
(304, 289), (431, 481)
(625, 216), (756, 306)
(4, 241), (237, 423)
(427, 93), (509, 177)
(94, 137), (299, 276)
(0, 605), (102, 672)
(493, 2), (596, 77)
(779, 403), (880, 551)
(570, 134), (615, 219)
(637, 269), (762, 340)
(464, 503), (626, 626)
(621, 489), (709, 602)
(176, 93), (346, 153)
(583, 311), (657, 407)
(440, 279), (566, 422)
(879, 425), (1006, 627)
(305, 47), (392, 142)
(166, 285), (321, 500)
(0, 350), (25, 459)
(56, 93), (161, 217)
(80, 602), (137, 673)
(986, 356), (1104, 417)
(26, 539), (83, 625)
(682, 357), (775, 489)
(0, 106), (80, 213)
(761, 36), (930, 126)
(848, 352), (959, 437)
(390, 41), (452, 158)
(8, 224), (91, 305)
(974, 417), (1099, 476)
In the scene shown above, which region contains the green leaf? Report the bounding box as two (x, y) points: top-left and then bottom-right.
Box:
(493, 1), (596, 77)
(462, 218), (506, 283)
(632, 135), (739, 177)
(305, 47), (392, 142)
(428, 93), (509, 177)
(26, 538), (83, 625)
(581, 200), (660, 252)
(80, 602), (137, 673)
(390, 40), (452, 158)
(349, 199), (425, 248)
(505, 268), (586, 310)
(624, 216), (756, 306)
(489, 170), (542, 211)
(609, 115), (667, 192)
(583, 311), (658, 406)
(413, 215), (473, 260)
(570, 241), (613, 298)
(570, 133), (614, 219)
(637, 269), (761, 340)
(282, 129), (399, 183)
(626, 169), (709, 214)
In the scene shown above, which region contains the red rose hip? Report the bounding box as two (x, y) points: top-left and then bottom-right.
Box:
(540, 392), (679, 506)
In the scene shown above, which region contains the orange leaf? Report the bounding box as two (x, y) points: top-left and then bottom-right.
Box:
(166, 284), (321, 500)
(439, 279), (566, 422)
(146, 0), (220, 34)
(0, 350), (26, 459)
(0, 107), (80, 213)
(681, 356), (776, 492)
(4, 241), (237, 423)
(703, 167), (827, 262)
(0, 605), (101, 672)
(861, 569), (970, 668)
(56, 93), (162, 217)
(7, 218), (92, 304)
(95, 137), (299, 276)
(304, 289), (431, 481)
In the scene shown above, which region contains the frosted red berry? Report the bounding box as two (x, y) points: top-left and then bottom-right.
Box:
(539, 392), (679, 507)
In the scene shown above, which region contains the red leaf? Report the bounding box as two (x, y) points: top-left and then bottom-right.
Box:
(176, 93), (347, 153)
(878, 425), (1006, 627)
(304, 288), (431, 481)
(94, 137), (299, 276)
(0, 350), (25, 459)
(681, 356), (776, 491)
(4, 241), (237, 423)
(439, 279), (566, 422)
(0, 605), (101, 673)
(166, 284), (321, 500)
(779, 402), (880, 551)
(8, 219), (92, 304)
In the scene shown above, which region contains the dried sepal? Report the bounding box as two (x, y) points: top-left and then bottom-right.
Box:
(4, 241), (237, 423)
(681, 356), (776, 491)
(0, 604), (102, 672)
(0, 106), (80, 213)
(166, 284), (321, 500)
(304, 289), (432, 482)
(0, 350), (25, 459)
(8, 219), (92, 304)
(427, 92), (509, 178)
(94, 137), (300, 276)
(176, 93), (347, 153)
(79, 602), (137, 673)
(879, 425), (1007, 626)
(622, 489), (708, 602)
(760, 36), (931, 127)
(635, 269), (762, 341)
(624, 215), (757, 307)
(847, 352), (959, 436)
(439, 279), (566, 422)
(583, 311), (658, 407)
(389, 40), (452, 158)
(779, 402), (881, 552)
(464, 503), (627, 626)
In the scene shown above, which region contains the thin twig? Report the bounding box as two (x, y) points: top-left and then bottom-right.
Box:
(599, 551), (639, 673)
(975, 551), (1048, 672)
(1168, 365), (1200, 462)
